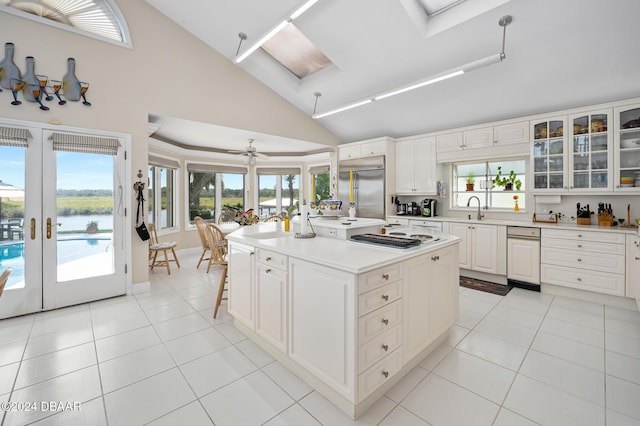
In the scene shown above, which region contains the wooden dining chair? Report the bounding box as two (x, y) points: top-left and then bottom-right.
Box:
(148, 223), (180, 274)
(0, 268), (12, 298)
(203, 223), (228, 318)
(194, 216), (211, 269)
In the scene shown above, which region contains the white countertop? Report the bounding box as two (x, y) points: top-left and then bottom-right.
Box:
(226, 222), (459, 274)
(388, 215), (639, 235)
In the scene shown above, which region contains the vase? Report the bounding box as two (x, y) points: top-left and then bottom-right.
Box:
(465, 183), (474, 191)
(0, 42), (21, 90)
(63, 58), (81, 101)
(348, 205), (356, 219)
(514, 201), (519, 212)
(22, 56), (38, 102)
(504, 183), (513, 191)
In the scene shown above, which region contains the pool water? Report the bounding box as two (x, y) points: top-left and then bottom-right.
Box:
(0, 237), (112, 290)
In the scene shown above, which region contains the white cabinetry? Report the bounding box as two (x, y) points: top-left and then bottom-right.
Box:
(255, 249), (288, 353)
(507, 238), (540, 285)
(614, 103), (640, 192)
(395, 136), (437, 194)
(437, 121), (529, 162)
(227, 242), (255, 329)
(626, 234), (640, 298)
(532, 117), (568, 192)
(449, 222), (505, 275)
(338, 138), (391, 160)
(386, 217), (409, 226)
(541, 229), (625, 296)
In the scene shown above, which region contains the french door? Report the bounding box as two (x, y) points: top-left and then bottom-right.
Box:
(0, 121), (128, 319)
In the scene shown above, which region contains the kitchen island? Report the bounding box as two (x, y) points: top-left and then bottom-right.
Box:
(225, 223), (460, 418)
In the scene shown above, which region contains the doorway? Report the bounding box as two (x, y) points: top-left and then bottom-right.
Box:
(0, 121), (129, 319)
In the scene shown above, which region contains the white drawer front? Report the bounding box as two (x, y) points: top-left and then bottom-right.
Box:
(359, 281), (401, 317)
(541, 247), (625, 274)
(358, 325), (401, 374)
(358, 300), (402, 343)
(256, 249), (287, 270)
(359, 264), (402, 294)
(541, 229), (626, 244)
(358, 348), (402, 401)
(542, 237), (625, 255)
(541, 264), (625, 296)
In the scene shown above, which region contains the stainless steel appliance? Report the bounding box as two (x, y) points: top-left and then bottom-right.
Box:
(338, 156), (385, 219)
(422, 199), (437, 217)
(507, 226), (541, 291)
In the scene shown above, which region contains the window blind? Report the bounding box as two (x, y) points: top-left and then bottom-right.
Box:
(148, 154), (179, 169)
(50, 132), (121, 156)
(187, 163), (248, 174)
(308, 165), (330, 174)
(0, 126), (32, 147)
(256, 167), (301, 175)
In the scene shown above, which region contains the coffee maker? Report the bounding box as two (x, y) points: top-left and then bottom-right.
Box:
(422, 199), (437, 217)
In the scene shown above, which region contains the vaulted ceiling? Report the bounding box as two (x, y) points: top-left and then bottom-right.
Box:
(146, 0), (640, 150)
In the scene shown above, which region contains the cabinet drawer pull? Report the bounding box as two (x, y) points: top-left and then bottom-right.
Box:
(381, 318), (389, 325)
(577, 234), (583, 238)
(381, 344), (389, 352)
(266, 268), (272, 273)
(431, 255), (440, 261)
(635, 257), (640, 261)
(577, 244), (582, 248)
(381, 370), (389, 378)
(577, 258), (582, 262)
(266, 257), (272, 262)
(381, 294), (389, 301)
(382, 273), (389, 280)
(577, 277), (582, 282)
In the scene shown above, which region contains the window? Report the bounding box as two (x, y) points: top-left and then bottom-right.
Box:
(417, 0), (466, 16)
(0, 0), (131, 47)
(256, 168), (300, 218)
(452, 159), (526, 210)
(148, 155), (179, 230)
(309, 165), (331, 204)
(187, 163), (247, 224)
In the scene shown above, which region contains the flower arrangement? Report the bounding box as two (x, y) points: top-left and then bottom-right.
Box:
(235, 209), (259, 225)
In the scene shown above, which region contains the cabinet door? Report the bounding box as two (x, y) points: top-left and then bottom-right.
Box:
(471, 224), (498, 274)
(532, 117), (568, 192)
(569, 110), (612, 191)
(395, 140), (414, 193)
(495, 122), (529, 146)
(627, 235), (640, 298)
(338, 144), (361, 160)
(614, 104), (640, 192)
(228, 243), (255, 329)
(436, 132), (463, 153)
(507, 239), (540, 284)
(362, 139), (387, 157)
(403, 254), (431, 362)
(413, 137), (437, 194)
(449, 222), (471, 269)
(256, 264), (287, 353)
(289, 259), (355, 399)
(463, 127), (493, 150)
(428, 244), (459, 340)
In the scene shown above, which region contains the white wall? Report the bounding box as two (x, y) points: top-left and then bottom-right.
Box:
(0, 0), (340, 285)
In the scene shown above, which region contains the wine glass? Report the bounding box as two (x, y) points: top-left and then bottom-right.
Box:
(28, 83), (49, 111)
(36, 74), (54, 101)
(49, 79), (66, 105)
(10, 78), (24, 105)
(79, 81), (91, 106)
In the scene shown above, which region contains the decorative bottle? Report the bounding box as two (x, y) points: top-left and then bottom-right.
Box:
(62, 57), (81, 101)
(0, 42), (21, 90)
(22, 56), (39, 102)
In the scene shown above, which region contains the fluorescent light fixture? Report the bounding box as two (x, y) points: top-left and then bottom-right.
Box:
(313, 99), (372, 119)
(374, 70), (464, 101)
(235, 0), (321, 64)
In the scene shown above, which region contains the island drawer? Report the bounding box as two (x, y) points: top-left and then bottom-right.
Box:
(359, 264), (402, 294)
(541, 229), (625, 244)
(256, 249), (287, 269)
(357, 348), (402, 401)
(359, 281), (401, 317)
(358, 300), (401, 343)
(358, 325), (401, 373)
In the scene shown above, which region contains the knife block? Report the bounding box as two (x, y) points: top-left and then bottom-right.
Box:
(597, 214), (613, 227)
(577, 217), (592, 225)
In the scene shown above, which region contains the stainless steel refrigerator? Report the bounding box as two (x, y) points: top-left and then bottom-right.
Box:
(338, 156), (385, 219)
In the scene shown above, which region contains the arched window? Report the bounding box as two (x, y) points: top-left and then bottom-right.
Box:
(0, 0), (132, 48)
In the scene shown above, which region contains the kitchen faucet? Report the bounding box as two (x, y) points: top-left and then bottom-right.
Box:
(467, 196), (484, 220)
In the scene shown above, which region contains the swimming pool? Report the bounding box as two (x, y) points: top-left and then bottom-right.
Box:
(0, 237), (112, 290)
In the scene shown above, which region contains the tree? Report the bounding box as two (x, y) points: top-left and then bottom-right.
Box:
(189, 172), (215, 208)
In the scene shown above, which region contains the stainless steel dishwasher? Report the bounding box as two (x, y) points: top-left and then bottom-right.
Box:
(506, 226), (541, 291)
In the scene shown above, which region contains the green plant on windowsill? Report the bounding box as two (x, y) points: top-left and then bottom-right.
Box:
(465, 172), (475, 191)
(492, 166), (522, 191)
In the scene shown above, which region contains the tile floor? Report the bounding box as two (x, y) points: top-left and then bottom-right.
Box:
(1, 248), (640, 425)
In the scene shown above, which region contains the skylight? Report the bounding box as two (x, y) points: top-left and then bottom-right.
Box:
(417, 0), (466, 16)
(0, 0), (130, 46)
(261, 23), (332, 80)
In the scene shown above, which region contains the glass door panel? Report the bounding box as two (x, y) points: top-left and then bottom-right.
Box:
(532, 118), (566, 191)
(569, 111), (611, 191)
(617, 106), (640, 190)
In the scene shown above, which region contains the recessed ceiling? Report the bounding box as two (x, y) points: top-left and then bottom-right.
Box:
(145, 0), (640, 145)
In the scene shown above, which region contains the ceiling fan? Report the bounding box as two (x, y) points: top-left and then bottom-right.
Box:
(229, 139), (269, 164)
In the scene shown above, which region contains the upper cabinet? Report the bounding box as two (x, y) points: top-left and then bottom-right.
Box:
(395, 137), (437, 195)
(437, 121), (529, 163)
(568, 110), (612, 191)
(614, 104), (640, 192)
(532, 117), (568, 192)
(338, 138), (391, 161)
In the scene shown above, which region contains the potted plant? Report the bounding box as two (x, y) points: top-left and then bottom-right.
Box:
(465, 172), (475, 191)
(492, 166), (522, 191)
(86, 219), (99, 234)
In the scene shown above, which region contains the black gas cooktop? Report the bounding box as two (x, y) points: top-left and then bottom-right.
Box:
(350, 233), (422, 249)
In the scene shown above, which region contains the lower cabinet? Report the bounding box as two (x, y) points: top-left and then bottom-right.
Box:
(449, 222), (505, 274)
(507, 238), (541, 285)
(255, 249), (288, 353)
(626, 234), (640, 298)
(227, 242), (255, 329)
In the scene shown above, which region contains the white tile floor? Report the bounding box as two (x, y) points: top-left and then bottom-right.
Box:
(1, 248), (640, 425)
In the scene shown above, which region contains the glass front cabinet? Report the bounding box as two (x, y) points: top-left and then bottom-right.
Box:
(568, 110), (612, 191)
(614, 104), (640, 191)
(532, 117), (567, 192)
